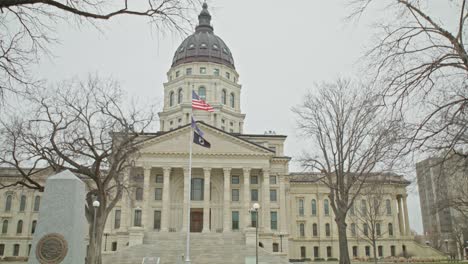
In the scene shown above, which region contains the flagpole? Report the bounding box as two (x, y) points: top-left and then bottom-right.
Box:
(185, 89), (194, 264)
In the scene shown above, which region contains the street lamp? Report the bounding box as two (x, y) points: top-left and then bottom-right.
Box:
(92, 200), (100, 250)
(250, 202), (260, 264)
(444, 239), (449, 257)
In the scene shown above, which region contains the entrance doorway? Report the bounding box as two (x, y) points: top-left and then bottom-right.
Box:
(190, 208), (203, 232)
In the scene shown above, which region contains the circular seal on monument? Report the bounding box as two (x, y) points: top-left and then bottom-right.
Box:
(36, 233), (68, 264)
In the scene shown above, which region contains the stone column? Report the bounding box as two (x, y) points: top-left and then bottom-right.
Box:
(161, 167), (171, 232)
(182, 167), (190, 232)
(279, 175), (287, 233)
(403, 194), (410, 236)
(397, 195), (404, 236)
(142, 166), (152, 230)
(243, 168), (251, 230)
(203, 168), (211, 233)
(262, 168), (271, 232)
(121, 168), (131, 230)
(223, 168), (231, 232)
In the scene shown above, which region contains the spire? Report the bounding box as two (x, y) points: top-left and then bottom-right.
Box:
(195, 2), (213, 33)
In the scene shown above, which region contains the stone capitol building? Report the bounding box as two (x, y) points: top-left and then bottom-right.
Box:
(0, 4), (444, 263)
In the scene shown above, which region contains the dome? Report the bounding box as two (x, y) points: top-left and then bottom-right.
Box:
(171, 3), (235, 69)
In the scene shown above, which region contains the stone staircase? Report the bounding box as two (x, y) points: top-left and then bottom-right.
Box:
(102, 232), (290, 264)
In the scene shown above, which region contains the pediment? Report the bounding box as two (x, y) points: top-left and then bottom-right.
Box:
(139, 124), (274, 157)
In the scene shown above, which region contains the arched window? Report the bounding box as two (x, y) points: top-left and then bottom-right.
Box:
(298, 199), (304, 216)
(376, 223), (381, 236)
(33, 196), (40, 211)
(16, 220), (23, 234)
(229, 93), (235, 108)
(325, 223), (330, 236)
(311, 199), (317, 216)
(177, 88), (183, 104)
(198, 87), (206, 100)
(312, 223), (318, 236)
(135, 187), (143, 201)
(386, 199), (392, 215)
(5, 195), (12, 212)
(31, 220), (37, 234)
(388, 223), (393, 236)
(2, 220), (8, 234)
(169, 91), (174, 107)
(221, 89), (227, 104)
(324, 199), (330, 216)
(19, 195), (26, 212)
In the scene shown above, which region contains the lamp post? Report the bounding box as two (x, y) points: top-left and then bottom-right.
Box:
(92, 200), (100, 251)
(250, 202), (260, 264)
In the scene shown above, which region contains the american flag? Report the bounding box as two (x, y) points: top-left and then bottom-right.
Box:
(192, 91), (214, 112)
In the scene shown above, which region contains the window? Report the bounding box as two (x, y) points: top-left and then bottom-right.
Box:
(231, 175), (239, 184)
(155, 188), (163, 200)
(363, 223), (369, 236)
(273, 243), (279, 252)
(28, 244), (31, 256)
(312, 223), (318, 236)
(351, 223), (356, 236)
(232, 211), (239, 230)
(16, 220), (23, 234)
(134, 209), (142, 227)
(230, 93), (235, 108)
(324, 199), (330, 216)
(5, 195), (12, 212)
(175, 70), (180, 77)
(33, 196), (40, 211)
(178, 88), (183, 104)
(200, 67), (206, 74)
(2, 220), (8, 234)
(231, 189), (239, 201)
(13, 244), (19, 256)
(221, 89), (227, 104)
(250, 175), (258, 184)
(19, 195), (26, 212)
(300, 246), (306, 259)
(311, 199), (317, 216)
(198, 87), (206, 100)
(386, 199), (392, 215)
(376, 223), (381, 236)
(213, 68), (219, 76)
(156, 175), (163, 183)
(325, 223), (330, 236)
(251, 189), (258, 201)
(0, 244), (4, 256)
(31, 220), (36, 234)
(390, 245), (396, 256)
(191, 178), (204, 201)
(251, 211), (257, 227)
(378, 245), (383, 257)
(154, 210), (161, 230)
(188, 43), (195, 49)
(270, 211), (278, 230)
(135, 187), (143, 201)
(270, 189), (277, 202)
(314, 246), (319, 258)
(114, 210), (121, 229)
(225, 72), (230, 79)
(388, 223), (393, 236)
(169, 91), (174, 107)
(298, 199), (304, 216)
(299, 223), (305, 237)
(327, 246), (332, 258)
(352, 246), (358, 257)
(213, 44), (218, 49)
(186, 68), (192, 75)
(361, 199), (367, 215)
(365, 246), (370, 257)
(269, 175), (277, 184)
(112, 242), (117, 251)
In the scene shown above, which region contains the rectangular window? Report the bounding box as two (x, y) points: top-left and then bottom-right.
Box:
(134, 209), (142, 227)
(200, 67), (206, 74)
(251, 211), (257, 227)
(376, 223), (381, 236)
(176, 70), (180, 77)
(231, 175), (240, 184)
(363, 223), (369, 236)
(251, 189), (258, 201)
(327, 246), (332, 258)
(300, 246), (306, 259)
(314, 246), (319, 258)
(154, 210), (161, 230)
(270, 189), (277, 202)
(13, 244), (19, 256)
(298, 199), (304, 216)
(325, 223), (331, 236)
(365, 246), (370, 257)
(232, 189), (240, 201)
(112, 242), (117, 251)
(273, 243), (279, 252)
(191, 178), (204, 201)
(378, 246), (383, 257)
(225, 72), (230, 79)
(0, 244), (4, 256)
(186, 68), (192, 75)
(312, 224), (318, 236)
(155, 188), (163, 200)
(250, 176), (258, 184)
(269, 175), (277, 184)
(390, 245), (396, 256)
(213, 68), (219, 76)
(386, 199), (392, 215)
(155, 175), (163, 183)
(114, 209), (121, 229)
(270, 211), (278, 230)
(232, 211), (239, 230)
(299, 223), (305, 237)
(352, 246), (358, 257)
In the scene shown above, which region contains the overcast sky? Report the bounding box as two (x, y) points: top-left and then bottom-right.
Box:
(29, 0), (458, 234)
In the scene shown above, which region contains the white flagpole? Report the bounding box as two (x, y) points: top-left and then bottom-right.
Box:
(185, 89), (194, 264)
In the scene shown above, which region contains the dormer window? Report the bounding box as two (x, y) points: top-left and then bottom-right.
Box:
(200, 43), (207, 48)
(213, 44), (219, 49)
(222, 47), (228, 54)
(188, 43), (195, 49)
(179, 46), (184, 52)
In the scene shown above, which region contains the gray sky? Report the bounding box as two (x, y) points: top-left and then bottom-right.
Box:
(31, 0), (452, 234)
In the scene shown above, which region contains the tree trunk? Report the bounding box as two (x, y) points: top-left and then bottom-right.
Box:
(372, 239), (377, 264)
(336, 219), (351, 264)
(87, 207), (107, 264)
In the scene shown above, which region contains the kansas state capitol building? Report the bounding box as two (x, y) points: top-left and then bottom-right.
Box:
(0, 4), (443, 263)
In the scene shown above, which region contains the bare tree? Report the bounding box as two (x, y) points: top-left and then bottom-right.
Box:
(0, 75), (155, 264)
(451, 215), (467, 260)
(293, 78), (402, 264)
(348, 0), (468, 157)
(0, 0), (197, 99)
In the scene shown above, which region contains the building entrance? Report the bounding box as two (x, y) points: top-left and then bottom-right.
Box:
(190, 208), (203, 232)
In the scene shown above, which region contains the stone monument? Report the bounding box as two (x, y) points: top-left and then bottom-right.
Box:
(28, 170), (86, 264)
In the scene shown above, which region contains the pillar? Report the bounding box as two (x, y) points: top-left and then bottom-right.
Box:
(121, 168), (131, 229)
(279, 175), (287, 233)
(223, 168), (231, 232)
(402, 194), (410, 236)
(397, 195), (404, 236)
(161, 167), (171, 232)
(203, 168), (211, 233)
(182, 167), (190, 232)
(243, 168), (251, 230)
(142, 166), (152, 230)
(262, 168), (271, 232)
